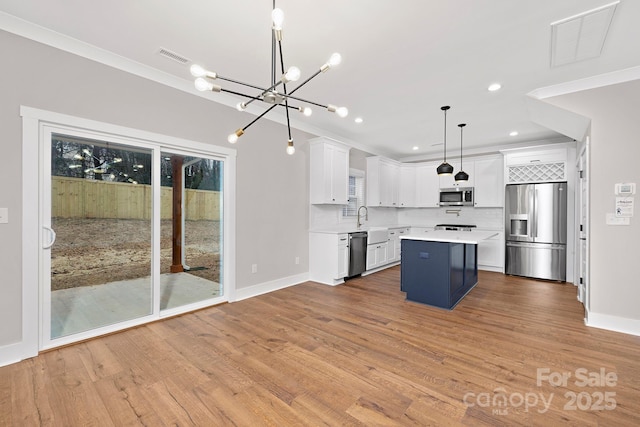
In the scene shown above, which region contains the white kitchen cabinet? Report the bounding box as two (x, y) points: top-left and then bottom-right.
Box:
(309, 232), (350, 285)
(387, 227), (410, 262)
(367, 157), (400, 207)
(503, 146), (568, 184)
(309, 138), (350, 204)
(415, 162), (441, 207)
(477, 231), (504, 272)
(336, 234), (349, 279)
(387, 229), (399, 262)
(474, 156), (504, 207)
(439, 160), (475, 189)
(366, 241), (388, 270)
(399, 164), (417, 207)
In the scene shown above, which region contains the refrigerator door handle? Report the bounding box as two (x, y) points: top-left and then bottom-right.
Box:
(532, 188), (538, 239)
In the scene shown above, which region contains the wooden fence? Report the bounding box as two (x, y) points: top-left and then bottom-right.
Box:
(52, 177), (221, 220)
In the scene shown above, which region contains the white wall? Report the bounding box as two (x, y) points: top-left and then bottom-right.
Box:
(546, 79), (640, 334)
(0, 30), (314, 354)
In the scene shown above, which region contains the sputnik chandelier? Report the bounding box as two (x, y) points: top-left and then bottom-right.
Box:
(190, 0), (348, 155)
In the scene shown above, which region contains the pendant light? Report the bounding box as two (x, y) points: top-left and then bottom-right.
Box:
(436, 106), (454, 175)
(455, 123), (470, 182)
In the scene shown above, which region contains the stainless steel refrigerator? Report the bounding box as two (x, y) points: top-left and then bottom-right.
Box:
(505, 182), (567, 281)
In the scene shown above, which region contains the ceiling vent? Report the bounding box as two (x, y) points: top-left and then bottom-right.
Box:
(550, 1), (619, 67)
(157, 47), (190, 65)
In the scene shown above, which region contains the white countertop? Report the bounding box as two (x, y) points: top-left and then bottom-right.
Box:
(309, 224), (411, 234)
(400, 230), (499, 244)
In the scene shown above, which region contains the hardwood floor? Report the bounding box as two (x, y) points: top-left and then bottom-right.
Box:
(2, 268), (639, 426)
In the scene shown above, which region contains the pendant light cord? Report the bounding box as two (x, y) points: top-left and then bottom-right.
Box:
(441, 106), (450, 162)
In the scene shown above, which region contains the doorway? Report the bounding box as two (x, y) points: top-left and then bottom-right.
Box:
(26, 109), (235, 351)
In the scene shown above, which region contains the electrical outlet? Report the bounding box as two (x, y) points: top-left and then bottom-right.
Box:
(251, 264), (258, 273)
(295, 257), (300, 265)
(0, 208), (7, 224)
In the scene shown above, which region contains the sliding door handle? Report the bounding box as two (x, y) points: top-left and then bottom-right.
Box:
(43, 226), (57, 249)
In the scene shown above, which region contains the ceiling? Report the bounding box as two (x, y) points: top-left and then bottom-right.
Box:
(2, 0), (639, 160)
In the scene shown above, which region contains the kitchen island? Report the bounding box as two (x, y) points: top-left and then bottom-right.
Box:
(400, 231), (498, 309)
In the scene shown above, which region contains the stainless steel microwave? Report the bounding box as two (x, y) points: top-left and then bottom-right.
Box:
(439, 187), (474, 206)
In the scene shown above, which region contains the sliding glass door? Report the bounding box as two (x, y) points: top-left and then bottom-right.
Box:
(46, 133), (154, 340)
(40, 124), (228, 349)
(159, 152), (224, 312)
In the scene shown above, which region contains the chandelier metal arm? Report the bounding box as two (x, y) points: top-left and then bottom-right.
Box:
(219, 88), (263, 102)
(239, 103), (280, 133)
(280, 94), (327, 109)
(289, 69), (322, 96)
(276, 40), (293, 140)
(215, 75), (271, 93)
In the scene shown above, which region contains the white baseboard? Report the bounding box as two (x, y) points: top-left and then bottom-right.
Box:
(478, 265), (503, 273)
(233, 273), (309, 302)
(0, 341), (29, 368)
(584, 309), (640, 337)
(363, 261), (400, 277)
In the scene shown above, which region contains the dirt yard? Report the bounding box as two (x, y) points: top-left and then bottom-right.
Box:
(51, 218), (220, 290)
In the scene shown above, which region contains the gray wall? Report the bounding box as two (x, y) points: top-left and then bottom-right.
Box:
(547, 80), (640, 322)
(0, 30), (314, 348)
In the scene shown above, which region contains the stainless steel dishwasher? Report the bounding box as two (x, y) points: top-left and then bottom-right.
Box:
(347, 231), (368, 278)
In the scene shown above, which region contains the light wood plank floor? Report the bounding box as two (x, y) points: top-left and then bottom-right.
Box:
(2, 268), (639, 426)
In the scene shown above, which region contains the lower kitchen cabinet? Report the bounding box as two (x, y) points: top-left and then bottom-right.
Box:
(387, 227), (410, 263)
(309, 232), (350, 286)
(477, 231), (504, 272)
(366, 242), (388, 271)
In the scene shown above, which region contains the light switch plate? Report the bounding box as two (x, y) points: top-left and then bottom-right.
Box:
(606, 213), (630, 225)
(0, 208), (7, 224)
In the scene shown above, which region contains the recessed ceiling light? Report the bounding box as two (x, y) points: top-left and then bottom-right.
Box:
(488, 83), (502, 92)
(412, 146), (419, 151)
(509, 131), (519, 136)
(354, 117), (363, 124)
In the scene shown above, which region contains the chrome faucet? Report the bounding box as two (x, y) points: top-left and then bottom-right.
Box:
(357, 205), (368, 229)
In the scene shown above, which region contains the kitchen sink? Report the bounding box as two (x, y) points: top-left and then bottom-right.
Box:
(367, 227), (388, 244)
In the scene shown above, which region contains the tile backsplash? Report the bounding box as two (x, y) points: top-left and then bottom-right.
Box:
(398, 207), (503, 229)
(310, 204), (503, 230)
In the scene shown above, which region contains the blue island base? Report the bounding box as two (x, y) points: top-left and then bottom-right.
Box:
(400, 239), (478, 310)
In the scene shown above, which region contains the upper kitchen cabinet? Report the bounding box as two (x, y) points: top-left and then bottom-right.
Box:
(415, 162), (441, 207)
(310, 138), (350, 204)
(399, 164), (417, 207)
(473, 155), (504, 207)
(367, 156), (400, 207)
(399, 163), (440, 208)
(503, 146), (568, 184)
(439, 161), (475, 188)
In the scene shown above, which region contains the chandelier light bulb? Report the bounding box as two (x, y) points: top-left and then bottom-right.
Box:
(300, 107), (313, 116)
(286, 139), (295, 155)
(236, 102), (247, 111)
(336, 107), (349, 118)
(190, 64), (206, 77)
(272, 8), (284, 30)
(321, 53), (343, 72)
(283, 66), (301, 82)
(195, 77), (212, 91)
(328, 53), (342, 67)
(228, 129), (244, 144)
